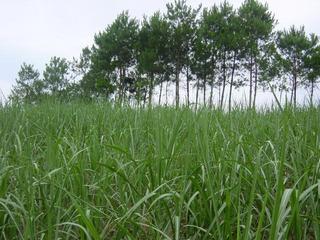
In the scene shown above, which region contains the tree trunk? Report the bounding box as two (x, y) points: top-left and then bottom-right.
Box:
(253, 59), (258, 109)
(221, 81), (226, 109)
(148, 73), (154, 107)
(293, 75), (297, 108)
(203, 76), (207, 107)
(165, 80), (168, 106)
(210, 57), (215, 108)
(118, 68), (123, 104)
(143, 88), (147, 108)
(175, 66), (180, 108)
(186, 66), (190, 107)
(137, 74), (141, 107)
(210, 82), (214, 108)
(310, 80), (314, 106)
(293, 58), (297, 108)
(159, 80), (163, 105)
(249, 54), (253, 109)
(203, 62), (208, 106)
(220, 52), (227, 109)
(196, 78), (199, 110)
(290, 84), (294, 105)
(228, 53), (236, 113)
(218, 84), (221, 106)
(137, 90), (141, 108)
(120, 68), (127, 105)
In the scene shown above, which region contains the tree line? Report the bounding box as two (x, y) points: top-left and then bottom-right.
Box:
(10, 0), (320, 109)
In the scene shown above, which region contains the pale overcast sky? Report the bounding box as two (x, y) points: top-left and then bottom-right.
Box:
(1, 0), (319, 99)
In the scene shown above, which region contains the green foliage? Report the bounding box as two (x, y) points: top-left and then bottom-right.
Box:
(138, 12), (169, 75)
(277, 26), (310, 74)
(72, 47), (92, 79)
(239, 0), (275, 53)
(0, 102), (320, 239)
(94, 11), (139, 70)
(166, 0), (199, 67)
(90, 11), (139, 101)
(9, 63), (44, 103)
(43, 56), (70, 95)
(138, 12), (170, 104)
(303, 35), (320, 87)
(258, 41), (283, 89)
(276, 26), (319, 105)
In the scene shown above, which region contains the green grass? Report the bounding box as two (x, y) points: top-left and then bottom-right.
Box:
(0, 101), (319, 239)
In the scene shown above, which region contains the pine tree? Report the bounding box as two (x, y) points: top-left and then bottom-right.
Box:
(239, 0), (276, 108)
(304, 34), (320, 105)
(91, 11), (139, 102)
(43, 56), (70, 97)
(9, 63), (43, 103)
(138, 12), (170, 106)
(277, 26), (311, 107)
(166, 0), (200, 107)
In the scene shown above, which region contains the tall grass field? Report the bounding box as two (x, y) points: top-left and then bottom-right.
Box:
(0, 102), (319, 239)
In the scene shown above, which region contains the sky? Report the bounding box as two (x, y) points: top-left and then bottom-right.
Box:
(0, 0), (319, 101)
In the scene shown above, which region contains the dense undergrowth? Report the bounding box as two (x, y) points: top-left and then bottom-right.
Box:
(0, 102), (319, 239)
